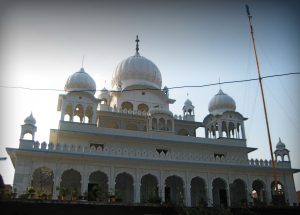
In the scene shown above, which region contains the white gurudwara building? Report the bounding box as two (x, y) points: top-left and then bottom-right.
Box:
(6, 37), (299, 207)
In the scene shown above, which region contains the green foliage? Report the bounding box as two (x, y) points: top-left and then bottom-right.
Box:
(56, 186), (69, 197)
(147, 190), (161, 204)
(91, 185), (105, 201)
(26, 186), (35, 194)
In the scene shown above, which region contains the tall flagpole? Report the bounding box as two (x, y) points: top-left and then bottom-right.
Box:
(245, 5), (279, 193)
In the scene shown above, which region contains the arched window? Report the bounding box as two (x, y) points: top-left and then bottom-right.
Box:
(100, 99), (107, 105)
(166, 120), (172, 131)
(271, 181), (285, 205)
(23, 132), (34, 140)
(31, 167), (54, 198)
(138, 104), (149, 113)
(85, 106), (93, 124)
(88, 171), (108, 201)
(60, 169), (81, 199)
(191, 177), (207, 207)
(140, 174), (158, 203)
(74, 104), (84, 123)
(159, 118), (165, 130)
(252, 179), (266, 206)
(228, 122), (235, 138)
(121, 102), (133, 111)
(65, 104), (73, 121)
(152, 118), (157, 130)
(230, 179), (247, 208)
(212, 178), (228, 207)
(115, 172), (134, 203)
(165, 175), (184, 205)
(64, 114), (71, 121)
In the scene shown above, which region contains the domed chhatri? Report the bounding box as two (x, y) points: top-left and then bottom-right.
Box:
(64, 67), (96, 95)
(184, 99), (193, 106)
(208, 89), (236, 115)
(111, 36), (162, 90)
(24, 112), (36, 125)
(276, 137), (286, 149)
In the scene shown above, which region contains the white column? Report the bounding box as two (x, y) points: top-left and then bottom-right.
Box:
(134, 182), (141, 203)
(218, 121), (222, 138)
(241, 122), (246, 139)
(159, 183), (165, 203)
(205, 128), (208, 138)
(92, 109), (97, 124)
(172, 120), (175, 132)
(53, 175), (61, 199)
(226, 122), (229, 138)
(60, 101), (66, 121)
(81, 171), (88, 196)
(226, 184), (231, 207)
(185, 184), (191, 207)
(109, 166), (115, 194)
(207, 182), (213, 206)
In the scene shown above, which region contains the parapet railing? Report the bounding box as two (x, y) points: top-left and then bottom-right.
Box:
(19, 139), (291, 168)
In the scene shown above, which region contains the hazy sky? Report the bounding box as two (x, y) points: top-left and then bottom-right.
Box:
(0, 0), (300, 191)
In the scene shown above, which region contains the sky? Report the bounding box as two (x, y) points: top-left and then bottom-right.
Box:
(0, 0), (299, 191)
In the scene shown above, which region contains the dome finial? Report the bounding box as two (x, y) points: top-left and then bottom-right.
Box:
(135, 35), (140, 53)
(218, 77), (222, 90)
(81, 55), (85, 68)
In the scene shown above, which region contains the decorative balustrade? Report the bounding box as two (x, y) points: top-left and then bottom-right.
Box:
(99, 106), (188, 121)
(19, 139), (291, 169)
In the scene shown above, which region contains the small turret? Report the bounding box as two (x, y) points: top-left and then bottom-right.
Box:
(182, 99), (195, 121)
(20, 113), (37, 140)
(274, 138), (290, 162)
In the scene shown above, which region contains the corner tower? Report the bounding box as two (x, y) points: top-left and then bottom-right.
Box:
(57, 67), (98, 124)
(203, 89), (247, 139)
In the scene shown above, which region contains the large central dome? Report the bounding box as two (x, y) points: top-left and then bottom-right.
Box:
(111, 37), (162, 90)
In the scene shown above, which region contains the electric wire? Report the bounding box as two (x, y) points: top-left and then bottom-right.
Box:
(0, 72), (299, 93)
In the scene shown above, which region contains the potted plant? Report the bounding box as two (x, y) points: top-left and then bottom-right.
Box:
(148, 189), (161, 204)
(115, 189), (122, 203)
(26, 186), (35, 199)
(56, 186), (68, 201)
(71, 188), (78, 201)
(108, 188), (116, 203)
(40, 192), (47, 200)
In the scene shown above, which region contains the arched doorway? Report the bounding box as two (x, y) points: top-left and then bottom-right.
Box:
(88, 171), (108, 201)
(165, 175), (184, 205)
(212, 178), (228, 207)
(191, 177), (207, 207)
(115, 172), (134, 203)
(31, 167), (54, 198)
(252, 179), (266, 206)
(271, 181), (285, 205)
(140, 174), (159, 203)
(60, 169), (81, 199)
(230, 179), (247, 208)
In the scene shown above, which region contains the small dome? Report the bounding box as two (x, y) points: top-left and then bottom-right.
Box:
(24, 113), (36, 125)
(276, 138), (286, 150)
(65, 68), (96, 95)
(184, 99), (193, 106)
(183, 99), (194, 111)
(98, 87), (110, 100)
(208, 89), (236, 115)
(111, 52), (162, 90)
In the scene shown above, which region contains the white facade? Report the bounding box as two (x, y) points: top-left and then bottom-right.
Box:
(7, 38), (299, 207)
